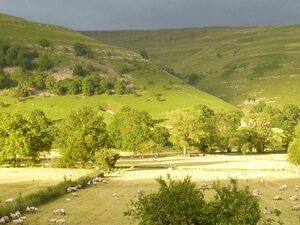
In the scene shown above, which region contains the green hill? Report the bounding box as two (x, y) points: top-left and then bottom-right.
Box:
(0, 13), (234, 121)
(84, 26), (300, 107)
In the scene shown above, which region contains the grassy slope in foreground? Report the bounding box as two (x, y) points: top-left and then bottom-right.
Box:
(0, 13), (235, 121)
(84, 26), (300, 107)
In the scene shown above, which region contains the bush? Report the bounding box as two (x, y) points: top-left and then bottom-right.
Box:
(38, 54), (53, 71)
(140, 50), (148, 59)
(39, 39), (51, 47)
(0, 175), (92, 218)
(73, 42), (92, 57)
(125, 176), (261, 225)
(95, 149), (120, 172)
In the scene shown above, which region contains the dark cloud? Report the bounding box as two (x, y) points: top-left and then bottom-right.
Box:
(0, 0), (300, 30)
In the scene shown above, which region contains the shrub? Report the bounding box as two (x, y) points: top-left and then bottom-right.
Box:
(140, 50), (148, 59)
(125, 176), (261, 225)
(73, 42), (92, 57)
(73, 64), (86, 76)
(0, 175), (92, 218)
(39, 39), (51, 47)
(95, 149), (120, 172)
(288, 124), (300, 165)
(38, 54), (53, 71)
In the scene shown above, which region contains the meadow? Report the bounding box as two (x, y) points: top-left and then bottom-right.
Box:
(2, 154), (298, 225)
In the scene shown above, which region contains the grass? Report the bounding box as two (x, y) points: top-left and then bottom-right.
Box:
(11, 154), (300, 225)
(84, 25), (300, 108)
(0, 13), (235, 121)
(0, 167), (91, 202)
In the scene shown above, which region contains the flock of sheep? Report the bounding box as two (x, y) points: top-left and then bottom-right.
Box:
(251, 180), (300, 215)
(1, 174), (107, 225)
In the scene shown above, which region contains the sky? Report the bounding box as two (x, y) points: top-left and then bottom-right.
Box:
(0, 0), (300, 30)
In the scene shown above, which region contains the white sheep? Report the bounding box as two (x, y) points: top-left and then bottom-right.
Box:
(273, 195), (282, 201)
(53, 209), (65, 215)
(0, 218), (5, 225)
(289, 195), (298, 201)
(72, 192), (78, 197)
(295, 185), (300, 191)
(251, 189), (260, 197)
(291, 204), (300, 211)
(278, 185), (287, 191)
(10, 213), (20, 220)
(76, 184), (82, 189)
(2, 216), (9, 223)
(12, 219), (23, 225)
(48, 219), (57, 224)
(56, 219), (66, 225)
(263, 207), (273, 215)
(5, 198), (14, 203)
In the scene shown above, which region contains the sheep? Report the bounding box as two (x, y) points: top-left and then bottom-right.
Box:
(10, 213), (20, 220)
(56, 219), (66, 225)
(5, 198), (13, 203)
(26, 206), (38, 213)
(295, 185), (300, 191)
(292, 204), (300, 211)
(112, 193), (117, 197)
(76, 184), (82, 189)
(53, 209), (66, 216)
(0, 218), (5, 225)
(251, 189), (260, 197)
(259, 179), (268, 184)
(278, 185), (287, 191)
(72, 192), (78, 197)
(12, 219), (23, 225)
(2, 216), (9, 223)
(289, 195), (298, 201)
(263, 207), (273, 215)
(273, 195), (282, 201)
(66, 198), (72, 201)
(48, 219), (57, 225)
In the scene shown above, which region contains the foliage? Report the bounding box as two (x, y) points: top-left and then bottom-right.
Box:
(140, 50), (148, 59)
(94, 149), (120, 171)
(73, 42), (92, 57)
(151, 126), (170, 147)
(0, 111), (53, 165)
(125, 176), (261, 225)
(38, 54), (53, 71)
(57, 107), (110, 167)
(39, 38), (51, 47)
(109, 106), (153, 152)
(288, 124), (300, 165)
(73, 64), (86, 76)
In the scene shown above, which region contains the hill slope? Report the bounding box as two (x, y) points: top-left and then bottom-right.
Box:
(0, 13), (234, 121)
(84, 26), (300, 107)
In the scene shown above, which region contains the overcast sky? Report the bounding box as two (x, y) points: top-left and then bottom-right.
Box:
(0, 0), (300, 30)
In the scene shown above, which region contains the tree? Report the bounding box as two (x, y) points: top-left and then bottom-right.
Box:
(140, 50), (148, 59)
(125, 176), (261, 225)
(82, 76), (96, 96)
(151, 126), (170, 147)
(73, 42), (92, 57)
(215, 111), (242, 152)
(38, 54), (53, 71)
(45, 74), (56, 91)
(33, 73), (46, 90)
(109, 106), (153, 152)
(94, 149), (120, 172)
(114, 81), (126, 95)
(57, 107), (110, 167)
(169, 106), (215, 156)
(288, 124), (300, 165)
(0, 112), (52, 165)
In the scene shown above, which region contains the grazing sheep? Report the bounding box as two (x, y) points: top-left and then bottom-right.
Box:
(279, 185), (287, 191)
(251, 189), (261, 197)
(0, 218), (5, 225)
(72, 193), (78, 197)
(289, 195), (298, 201)
(292, 204), (300, 211)
(112, 193), (117, 197)
(10, 213), (20, 220)
(273, 195), (282, 201)
(12, 219), (23, 225)
(2, 216), (9, 223)
(66, 198), (72, 201)
(263, 207), (273, 215)
(76, 184), (82, 189)
(259, 179), (268, 184)
(295, 185), (300, 191)
(53, 209), (65, 215)
(26, 206), (38, 213)
(5, 198), (13, 203)
(48, 219), (57, 224)
(56, 219), (66, 225)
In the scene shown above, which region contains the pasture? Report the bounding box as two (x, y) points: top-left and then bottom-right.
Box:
(6, 154), (299, 225)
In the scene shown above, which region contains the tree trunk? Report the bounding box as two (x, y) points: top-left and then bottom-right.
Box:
(183, 146), (187, 156)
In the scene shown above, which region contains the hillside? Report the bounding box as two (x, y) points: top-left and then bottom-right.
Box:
(0, 13), (234, 121)
(84, 26), (300, 107)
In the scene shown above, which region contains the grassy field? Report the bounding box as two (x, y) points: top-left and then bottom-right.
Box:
(0, 168), (91, 203)
(9, 154), (299, 225)
(0, 13), (235, 121)
(85, 26), (300, 107)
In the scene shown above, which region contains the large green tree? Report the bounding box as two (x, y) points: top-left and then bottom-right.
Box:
(57, 107), (110, 166)
(109, 106), (153, 152)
